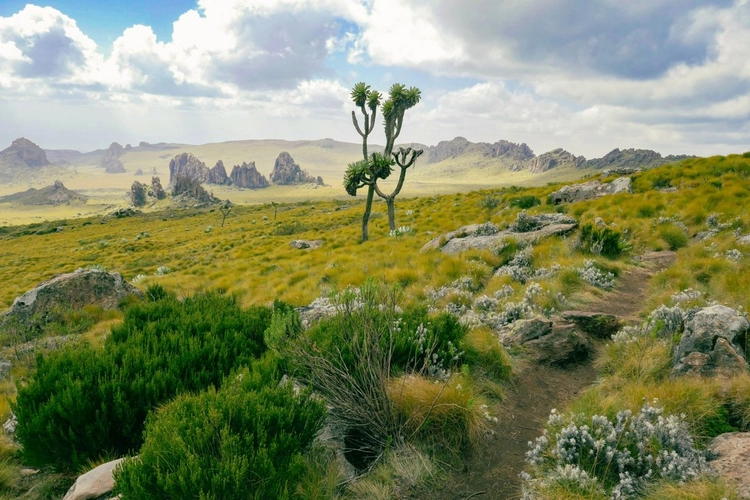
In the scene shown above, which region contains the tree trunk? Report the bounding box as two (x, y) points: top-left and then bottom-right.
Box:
(362, 184), (375, 242)
(386, 196), (396, 232)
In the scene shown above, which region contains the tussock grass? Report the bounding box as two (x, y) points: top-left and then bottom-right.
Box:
(644, 478), (740, 499)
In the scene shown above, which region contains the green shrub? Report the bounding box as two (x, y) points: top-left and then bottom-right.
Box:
(576, 223), (627, 259)
(509, 195), (541, 209)
(14, 290), (272, 471)
(659, 225), (689, 251)
(114, 364), (325, 500)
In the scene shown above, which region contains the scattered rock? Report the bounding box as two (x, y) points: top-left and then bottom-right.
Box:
(0, 137), (49, 167)
(101, 142), (126, 173)
(559, 311), (622, 339)
(270, 152), (320, 185)
(63, 457), (126, 500)
(2, 413), (16, 435)
(672, 305), (749, 377)
(548, 177), (632, 204)
(290, 240), (323, 250)
(522, 322), (591, 366)
(169, 153), (209, 185)
(708, 433), (750, 498)
(230, 161), (269, 188)
(101, 207), (140, 223)
(499, 318), (553, 346)
(0, 269), (143, 340)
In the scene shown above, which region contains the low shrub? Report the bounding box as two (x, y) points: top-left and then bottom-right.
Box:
(509, 195), (541, 209)
(114, 364), (326, 500)
(659, 224), (689, 251)
(14, 288), (273, 471)
(522, 403), (708, 499)
(576, 223), (627, 259)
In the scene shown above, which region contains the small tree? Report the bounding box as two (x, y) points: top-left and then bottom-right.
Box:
(344, 82), (422, 241)
(130, 181), (147, 207)
(219, 200), (233, 227)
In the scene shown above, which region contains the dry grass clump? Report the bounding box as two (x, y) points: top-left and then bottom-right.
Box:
(643, 478), (740, 499)
(387, 373), (487, 451)
(344, 444), (436, 499)
(461, 327), (514, 382)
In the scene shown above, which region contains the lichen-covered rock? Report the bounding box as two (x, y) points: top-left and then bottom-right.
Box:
(0, 270), (143, 340)
(290, 240), (323, 250)
(672, 305), (749, 377)
(522, 322), (591, 366)
(63, 457), (126, 500)
(270, 152), (319, 185)
(708, 433), (750, 498)
(499, 318), (553, 346)
(549, 177), (632, 204)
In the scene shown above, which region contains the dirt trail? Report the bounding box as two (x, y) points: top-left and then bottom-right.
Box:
(433, 252), (676, 500)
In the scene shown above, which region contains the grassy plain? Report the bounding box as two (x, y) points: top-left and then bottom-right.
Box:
(1, 153), (750, 498)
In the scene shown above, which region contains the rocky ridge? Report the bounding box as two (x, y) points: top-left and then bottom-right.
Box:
(0, 180), (88, 205)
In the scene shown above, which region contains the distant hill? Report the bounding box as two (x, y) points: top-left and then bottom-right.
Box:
(0, 137), (69, 184)
(0, 180), (88, 205)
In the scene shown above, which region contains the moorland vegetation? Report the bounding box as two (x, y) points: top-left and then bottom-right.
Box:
(0, 140), (748, 499)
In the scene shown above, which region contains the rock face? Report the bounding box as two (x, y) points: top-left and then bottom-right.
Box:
(529, 148), (586, 173)
(230, 161), (269, 188)
(101, 142), (126, 173)
(0, 269), (143, 339)
(63, 457), (126, 500)
(169, 153), (209, 185)
(208, 160), (230, 185)
(0, 137), (49, 167)
(421, 215), (578, 254)
(672, 305), (749, 377)
(584, 148), (694, 170)
(0, 181), (88, 205)
(708, 433), (750, 499)
(270, 152), (319, 185)
(549, 177), (632, 204)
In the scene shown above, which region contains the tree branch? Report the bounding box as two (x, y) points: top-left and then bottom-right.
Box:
(351, 111), (365, 138)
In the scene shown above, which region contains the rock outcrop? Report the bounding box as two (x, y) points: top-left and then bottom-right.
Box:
(559, 311), (622, 339)
(529, 148), (586, 173)
(63, 457), (126, 500)
(169, 153), (209, 185)
(290, 239), (323, 250)
(230, 161), (269, 188)
(208, 160), (230, 185)
(0, 137), (49, 167)
(0, 269), (143, 339)
(548, 177), (632, 204)
(708, 433), (750, 498)
(425, 137), (534, 165)
(0, 181), (88, 205)
(270, 152), (320, 185)
(500, 318), (591, 366)
(584, 148), (694, 170)
(101, 142), (126, 173)
(421, 215), (578, 254)
(672, 305), (749, 377)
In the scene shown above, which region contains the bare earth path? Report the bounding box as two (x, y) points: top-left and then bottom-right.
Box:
(432, 251), (676, 500)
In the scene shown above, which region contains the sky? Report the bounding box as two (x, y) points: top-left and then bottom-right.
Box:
(0, 0), (749, 158)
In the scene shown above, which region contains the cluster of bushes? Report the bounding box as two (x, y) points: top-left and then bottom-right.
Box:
(576, 223), (628, 259)
(14, 286), (273, 471)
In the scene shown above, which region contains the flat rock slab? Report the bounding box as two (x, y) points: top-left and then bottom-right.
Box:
(708, 433), (750, 498)
(63, 457), (126, 500)
(422, 223), (577, 254)
(289, 239), (323, 250)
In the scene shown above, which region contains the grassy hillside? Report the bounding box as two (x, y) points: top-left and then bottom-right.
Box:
(1, 153), (749, 499)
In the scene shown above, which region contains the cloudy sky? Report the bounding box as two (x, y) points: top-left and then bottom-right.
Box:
(1, 0), (748, 158)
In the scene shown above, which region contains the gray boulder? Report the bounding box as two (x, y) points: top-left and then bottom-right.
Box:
(63, 457), (126, 500)
(290, 239), (323, 250)
(708, 433), (750, 498)
(499, 318), (553, 346)
(501, 318), (590, 366)
(548, 177), (632, 204)
(0, 269), (143, 341)
(672, 305), (749, 377)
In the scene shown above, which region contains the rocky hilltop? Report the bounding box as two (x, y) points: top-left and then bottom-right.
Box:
(583, 148), (695, 171)
(101, 142), (126, 173)
(0, 180), (88, 205)
(270, 152), (321, 185)
(424, 137), (534, 166)
(169, 153), (209, 185)
(208, 160), (230, 185)
(230, 161), (269, 188)
(530, 148), (586, 173)
(0, 137), (49, 168)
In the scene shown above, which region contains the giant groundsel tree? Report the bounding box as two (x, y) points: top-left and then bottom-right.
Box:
(344, 82), (423, 242)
